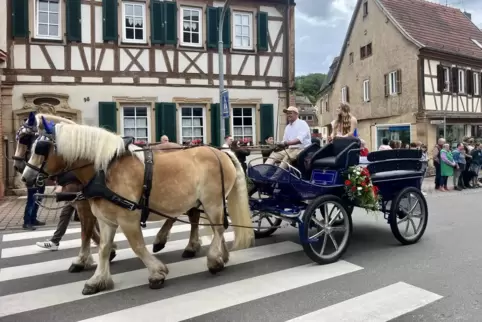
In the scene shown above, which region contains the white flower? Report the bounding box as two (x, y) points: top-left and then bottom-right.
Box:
(357, 187), (362, 191)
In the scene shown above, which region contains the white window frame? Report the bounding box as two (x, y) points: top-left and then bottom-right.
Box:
(443, 67), (451, 92)
(178, 105), (207, 144)
(232, 11), (253, 50)
(34, 0), (62, 40)
(231, 106), (256, 143)
(120, 106), (151, 143)
(474, 72), (480, 96)
(388, 71), (398, 95)
(121, 1), (147, 44)
(458, 69), (466, 94)
(363, 79), (370, 102)
(180, 6), (203, 48)
(341, 86), (347, 103)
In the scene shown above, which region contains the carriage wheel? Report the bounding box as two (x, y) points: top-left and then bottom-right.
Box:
(389, 187), (428, 245)
(249, 186), (283, 239)
(301, 195), (352, 265)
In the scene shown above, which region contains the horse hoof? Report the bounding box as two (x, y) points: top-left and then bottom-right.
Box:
(109, 250), (117, 262)
(82, 285), (100, 295)
(148, 279), (165, 289)
(68, 264), (85, 273)
(181, 250), (196, 258)
(152, 243), (165, 253)
(208, 266), (224, 275)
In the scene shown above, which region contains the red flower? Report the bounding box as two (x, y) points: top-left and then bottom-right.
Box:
(345, 180), (351, 186)
(351, 186), (356, 191)
(361, 181), (366, 187)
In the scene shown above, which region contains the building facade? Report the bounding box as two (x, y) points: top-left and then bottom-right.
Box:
(0, 0), (295, 190)
(318, 0), (482, 153)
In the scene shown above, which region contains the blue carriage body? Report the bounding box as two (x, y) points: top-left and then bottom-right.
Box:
(247, 138), (425, 211)
(246, 137), (428, 265)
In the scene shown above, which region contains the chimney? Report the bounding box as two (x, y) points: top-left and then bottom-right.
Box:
(463, 11), (472, 20)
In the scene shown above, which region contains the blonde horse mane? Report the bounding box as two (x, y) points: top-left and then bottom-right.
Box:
(53, 123), (127, 171)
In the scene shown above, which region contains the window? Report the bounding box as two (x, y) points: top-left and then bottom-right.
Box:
(363, 79), (370, 102)
(458, 69), (466, 93)
(349, 52), (354, 64)
(233, 12), (253, 50)
(232, 107), (255, 142)
(122, 2), (146, 43)
(388, 71), (400, 95)
(180, 106), (205, 144)
(474, 72), (480, 96)
(121, 107), (150, 143)
(341, 86), (348, 103)
(443, 67), (451, 92)
(180, 7), (202, 47)
(35, 0), (61, 40)
(360, 43), (372, 59)
(363, 1), (368, 16)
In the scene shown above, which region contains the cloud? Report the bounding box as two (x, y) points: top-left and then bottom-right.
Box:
(295, 0), (482, 76)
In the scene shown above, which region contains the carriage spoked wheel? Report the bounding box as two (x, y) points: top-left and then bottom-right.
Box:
(249, 186), (283, 238)
(389, 187), (428, 245)
(301, 195), (353, 265)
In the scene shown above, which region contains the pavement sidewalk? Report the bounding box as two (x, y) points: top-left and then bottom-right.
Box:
(0, 175), (456, 231)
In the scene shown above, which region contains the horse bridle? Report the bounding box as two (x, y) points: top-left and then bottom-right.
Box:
(12, 123), (38, 164)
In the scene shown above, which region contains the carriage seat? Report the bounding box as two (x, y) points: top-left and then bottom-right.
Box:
(310, 137), (361, 169)
(368, 157), (424, 182)
(294, 142), (321, 179)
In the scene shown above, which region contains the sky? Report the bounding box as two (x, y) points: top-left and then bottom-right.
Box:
(294, 0), (482, 76)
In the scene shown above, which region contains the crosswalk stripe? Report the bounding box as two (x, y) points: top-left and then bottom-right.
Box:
(78, 261), (364, 322)
(0, 241), (302, 318)
(2, 227), (82, 242)
(0, 232), (234, 282)
(0, 224), (193, 258)
(285, 282), (443, 322)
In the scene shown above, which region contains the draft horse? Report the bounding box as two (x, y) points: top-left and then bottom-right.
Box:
(22, 118), (254, 295)
(14, 113), (206, 273)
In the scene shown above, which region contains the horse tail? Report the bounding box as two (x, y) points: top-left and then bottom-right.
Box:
(223, 151), (255, 250)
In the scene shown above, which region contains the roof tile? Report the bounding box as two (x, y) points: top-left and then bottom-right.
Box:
(378, 0), (482, 60)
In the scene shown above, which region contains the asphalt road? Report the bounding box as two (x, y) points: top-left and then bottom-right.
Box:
(0, 189), (479, 321)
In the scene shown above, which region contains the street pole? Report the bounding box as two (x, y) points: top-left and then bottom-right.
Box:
(218, 0), (232, 145)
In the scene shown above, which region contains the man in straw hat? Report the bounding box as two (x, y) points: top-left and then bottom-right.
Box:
(265, 106), (312, 170)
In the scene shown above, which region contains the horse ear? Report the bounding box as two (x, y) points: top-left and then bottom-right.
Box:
(27, 112), (36, 126)
(42, 116), (53, 134)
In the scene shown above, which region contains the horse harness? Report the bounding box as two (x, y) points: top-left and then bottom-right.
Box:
(28, 135), (229, 229)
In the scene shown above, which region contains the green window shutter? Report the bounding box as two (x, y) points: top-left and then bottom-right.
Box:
(102, 0), (117, 41)
(164, 1), (177, 45)
(150, 0), (164, 44)
(257, 12), (268, 51)
(207, 6), (218, 48)
(259, 104), (274, 144)
(156, 103), (177, 142)
(224, 118), (230, 136)
(210, 103), (221, 146)
(218, 7), (231, 48)
(98, 102), (117, 133)
(11, 0), (28, 38)
(66, 0), (82, 42)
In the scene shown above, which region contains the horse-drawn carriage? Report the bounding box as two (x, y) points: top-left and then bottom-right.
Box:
(17, 114), (428, 294)
(247, 137), (428, 265)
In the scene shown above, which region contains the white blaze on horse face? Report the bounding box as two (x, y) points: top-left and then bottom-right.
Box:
(21, 141), (43, 184)
(13, 142), (28, 170)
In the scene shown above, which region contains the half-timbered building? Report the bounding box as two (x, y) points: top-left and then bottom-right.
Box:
(0, 0), (295, 191)
(319, 0), (482, 153)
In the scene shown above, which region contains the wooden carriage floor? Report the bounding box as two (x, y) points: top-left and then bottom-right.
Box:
(0, 220), (443, 322)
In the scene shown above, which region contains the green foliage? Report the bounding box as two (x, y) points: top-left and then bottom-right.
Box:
(294, 73), (327, 104)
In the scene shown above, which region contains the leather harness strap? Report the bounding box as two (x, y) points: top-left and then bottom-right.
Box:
(139, 149), (153, 227)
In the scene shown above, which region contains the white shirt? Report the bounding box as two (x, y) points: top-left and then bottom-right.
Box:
(283, 118), (312, 149)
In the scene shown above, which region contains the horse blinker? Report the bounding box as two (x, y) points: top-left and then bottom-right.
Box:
(35, 140), (53, 157)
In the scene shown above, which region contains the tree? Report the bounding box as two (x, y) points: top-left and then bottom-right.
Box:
(295, 73), (327, 104)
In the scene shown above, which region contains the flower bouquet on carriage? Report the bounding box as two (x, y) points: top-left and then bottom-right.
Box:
(343, 165), (381, 214)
